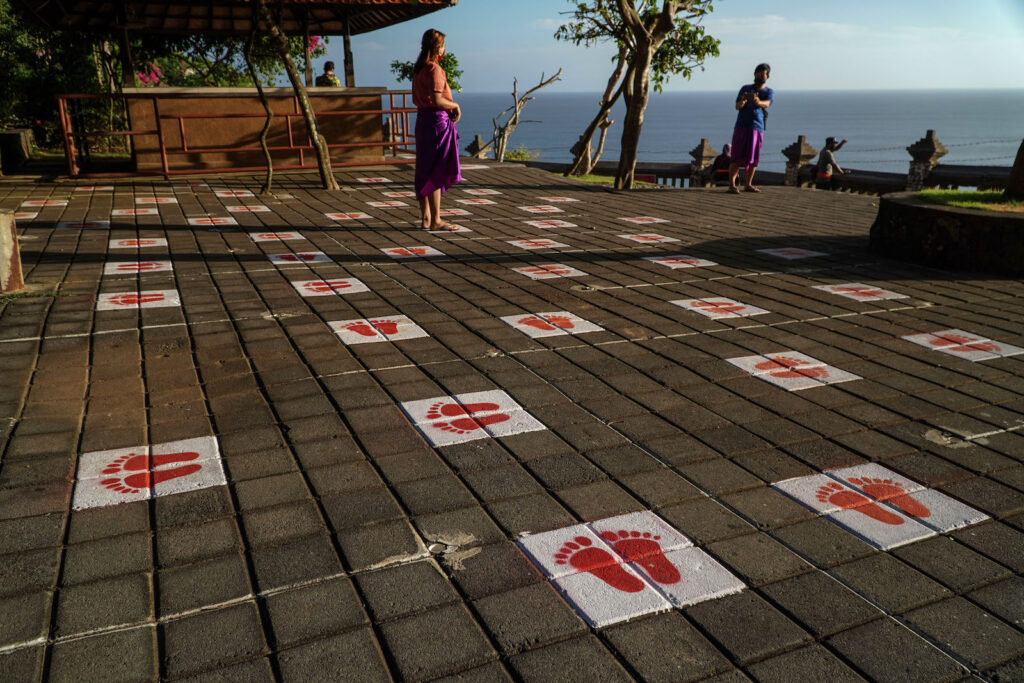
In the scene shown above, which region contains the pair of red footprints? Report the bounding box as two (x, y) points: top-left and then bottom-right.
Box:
(100, 451), (202, 494)
(929, 334), (998, 353)
(817, 478), (930, 525)
(755, 356), (829, 379)
(554, 531), (679, 593)
(306, 281), (352, 293)
(107, 293), (166, 306)
(692, 301), (745, 315)
(518, 315), (574, 332)
(425, 401), (509, 435)
(342, 319), (400, 337)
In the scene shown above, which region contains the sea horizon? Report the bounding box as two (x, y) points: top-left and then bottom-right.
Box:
(447, 89), (1024, 174)
(465, 87), (1024, 95)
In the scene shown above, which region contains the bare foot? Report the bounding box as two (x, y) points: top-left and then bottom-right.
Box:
(428, 222), (459, 231)
(744, 186), (761, 193)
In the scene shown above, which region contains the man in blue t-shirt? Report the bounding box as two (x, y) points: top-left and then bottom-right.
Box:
(728, 63), (773, 193)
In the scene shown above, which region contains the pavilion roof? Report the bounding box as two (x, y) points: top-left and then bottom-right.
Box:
(10, 0), (457, 36)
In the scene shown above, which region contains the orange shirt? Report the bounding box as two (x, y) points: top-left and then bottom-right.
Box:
(412, 63), (452, 109)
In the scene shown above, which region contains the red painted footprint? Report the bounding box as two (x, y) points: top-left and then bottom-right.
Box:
(834, 285), (884, 298)
(848, 477), (931, 518)
(755, 356), (829, 379)
(554, 536), (645, 593)
(518, 315), (575, 331)
(929, 334), (998, 353)
(425, 401), (510, 434)
(342, 321), (380, 337)
(369, 319), (400, 335)
(524, 265), (571, 276)
(99, 451), (202, 494)
(116, 262), (161, 272)
(601, 530), (680, 584)
(305, 280), (351, 293)
(816, 482), (904, 525)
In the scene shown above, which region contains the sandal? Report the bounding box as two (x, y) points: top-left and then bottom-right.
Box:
(727, 186), (740, 194)
(744, 186), (761, 193)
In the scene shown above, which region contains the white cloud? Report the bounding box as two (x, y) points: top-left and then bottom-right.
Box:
(532, 18), (560, 30)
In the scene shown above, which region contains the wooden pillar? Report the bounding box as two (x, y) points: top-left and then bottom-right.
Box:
(343, 14), (355, 87)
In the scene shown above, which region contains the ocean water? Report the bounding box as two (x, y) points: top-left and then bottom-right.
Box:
(449, 90), (1024, 174)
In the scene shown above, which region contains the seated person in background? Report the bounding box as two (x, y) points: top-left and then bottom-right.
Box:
(816, 137), (848, 190)
(710, 144), (733, 185)
(315, 61), (341, 87)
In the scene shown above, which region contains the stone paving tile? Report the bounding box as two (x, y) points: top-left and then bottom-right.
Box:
(5, 166), (1024, 676)
(828, 617), (968, 681)
(49, 625), (158, 682)
(685, 590), (812, 666)
(903, 596), (1024, 670)
(276, 627), (390, 682)
(602, 611), (733, 682)
(379, 603), (497, 680)
(746, 643), (867, 682)
(507, 634), (633, 682)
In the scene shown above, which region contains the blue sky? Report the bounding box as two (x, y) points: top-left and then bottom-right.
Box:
(322, 0), (1024, 93)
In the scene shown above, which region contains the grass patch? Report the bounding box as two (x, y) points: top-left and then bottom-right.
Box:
(503, 146), (538, 162)
(919, 189), (1024, 213)
(0, 288), (66, 305)
(31, 149), (131, 162)
(566, 173), (659, 188)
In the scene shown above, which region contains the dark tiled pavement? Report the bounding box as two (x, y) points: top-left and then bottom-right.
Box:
(1, 162), (1024, 681)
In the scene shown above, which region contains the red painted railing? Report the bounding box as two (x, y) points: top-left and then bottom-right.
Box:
(56, 90), (416, 179)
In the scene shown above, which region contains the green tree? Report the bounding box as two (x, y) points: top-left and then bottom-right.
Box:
(1, 1), (324, 147)
(556, 0), (719, 189)
(389, 53), (463, 92)
(0, 1), (105, 144)
(130, 34), (326, 88)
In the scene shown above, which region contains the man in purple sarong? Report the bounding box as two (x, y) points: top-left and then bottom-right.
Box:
(728, 63), (773, 194)
(412, 29), (463, 230)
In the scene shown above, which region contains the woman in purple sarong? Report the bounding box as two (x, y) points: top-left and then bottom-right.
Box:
(412, 29), (463, 230)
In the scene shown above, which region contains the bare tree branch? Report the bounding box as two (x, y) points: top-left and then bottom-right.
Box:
(489, 69), (563, 162)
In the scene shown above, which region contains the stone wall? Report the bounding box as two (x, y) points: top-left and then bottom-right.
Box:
(870, 192), (1024, 275)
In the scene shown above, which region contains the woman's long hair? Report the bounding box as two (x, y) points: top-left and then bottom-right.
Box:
(413, 29), (446, 76)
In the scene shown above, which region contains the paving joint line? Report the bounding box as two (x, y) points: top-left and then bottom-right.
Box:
(0, 540), (451, 657)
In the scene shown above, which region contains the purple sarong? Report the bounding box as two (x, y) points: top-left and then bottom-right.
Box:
(415, 108), (463, 197)
(730, 127), (764, 167)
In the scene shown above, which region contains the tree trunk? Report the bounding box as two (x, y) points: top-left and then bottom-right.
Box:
(565, 52), (629, 177)
(592, 118), (614, 170)
(615, 43), (653, 190)
(246, 19), (275, 195)
(1006, 138), (1024, 201)
(256, 0), (339, 190)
